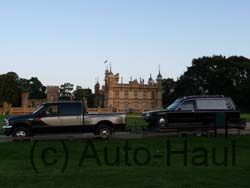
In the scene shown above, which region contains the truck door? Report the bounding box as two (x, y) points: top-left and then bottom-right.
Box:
(32, 103), (62, 133)
(59, 103), (83, 132)
(40, 104), (61, 126)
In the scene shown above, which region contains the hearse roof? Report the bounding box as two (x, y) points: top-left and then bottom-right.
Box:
(42, 101), (82, 105)
(178, 95), (225, 100)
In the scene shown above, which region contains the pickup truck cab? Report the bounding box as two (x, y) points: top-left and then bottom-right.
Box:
(3, 101), (127, 138)
(142, 95), (246, 134)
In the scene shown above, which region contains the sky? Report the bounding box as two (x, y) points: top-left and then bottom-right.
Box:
(0, 0), (250, 90)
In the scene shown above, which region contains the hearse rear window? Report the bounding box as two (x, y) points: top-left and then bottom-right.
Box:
(196, 99), (232, 110)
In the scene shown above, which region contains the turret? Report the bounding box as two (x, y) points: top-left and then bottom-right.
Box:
(148, 74), (154, 85)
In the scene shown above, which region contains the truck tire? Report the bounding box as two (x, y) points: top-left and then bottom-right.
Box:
(96, 125), (112, 139)
(12, 127), (30, 137)
(157, 116), (167, 127)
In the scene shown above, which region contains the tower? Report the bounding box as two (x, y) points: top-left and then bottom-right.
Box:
(104, 69), (119, 109)
(47, 86), (59, 102)
(21, 92), (29, 108)
(156, 67), (163, 109)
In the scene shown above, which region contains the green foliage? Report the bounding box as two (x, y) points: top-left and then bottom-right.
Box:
(73, 86), (94, 107)
(59, 83), (74, 101)
(18, 77), (46, 99)
(0, 72), (20, 106)
(162, 78), (176, 108)
(0, 72), (46, 106)
(28, 77), (46, 99)
(73, 87), (92, 100)
(172, 55), (250, 111)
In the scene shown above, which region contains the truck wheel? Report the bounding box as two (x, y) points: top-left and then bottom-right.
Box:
(12, 127), (30, 137)
(157, 117), (167, 127)
(96, 125), (112, 139)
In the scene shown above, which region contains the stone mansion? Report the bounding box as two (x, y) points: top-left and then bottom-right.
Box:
(94, 69), (163, 112)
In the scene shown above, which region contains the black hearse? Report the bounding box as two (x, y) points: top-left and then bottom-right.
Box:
(142, 95), (246, 134)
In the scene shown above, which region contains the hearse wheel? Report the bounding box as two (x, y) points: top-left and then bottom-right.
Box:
(12, 127), (30, 138)
(96, 125), (112, 139)
(193, 129), (203, 137)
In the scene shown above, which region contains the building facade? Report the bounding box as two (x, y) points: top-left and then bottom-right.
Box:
(95, 69), (163, 112)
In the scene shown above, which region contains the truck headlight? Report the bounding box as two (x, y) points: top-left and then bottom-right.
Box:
(4, 118), (9, 126)
(142, 113), (151, 121)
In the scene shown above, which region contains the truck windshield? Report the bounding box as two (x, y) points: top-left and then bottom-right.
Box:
(166, 99), (182, 110)
(32, 105), (44, 115)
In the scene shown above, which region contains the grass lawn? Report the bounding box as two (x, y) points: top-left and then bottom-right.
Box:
(241, 114), (250, 122)
(0, 136), (250, 187)
(0, 115), (6, 135)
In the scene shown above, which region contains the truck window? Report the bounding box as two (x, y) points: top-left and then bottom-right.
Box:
(60, 103), (82, 116)
(179, 101), (194, 111)
(44, 104), (59, 117)
(196, 99), (233, 110)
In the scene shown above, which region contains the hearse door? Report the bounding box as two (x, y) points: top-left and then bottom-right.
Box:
(34, 104), (61, 133)
(168, 100), (196, 128)
(59, 103), (83, 133)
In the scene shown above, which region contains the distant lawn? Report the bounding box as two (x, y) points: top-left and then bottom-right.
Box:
(127, 114), (147, 126)
(126, 114), (148, 132)
(241, 114), (250, 122)
(1, 136), (250, 187)
(0, 115), (6, 135)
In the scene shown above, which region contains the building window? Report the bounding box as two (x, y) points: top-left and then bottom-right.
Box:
(143, 91), (147, 99)
(151, 91), (156, 100)
(115, 90), (119, 98)
(134, 91), (138, 98)
(124, 102), (129, 110)
(124, 90), (129, 98)
(134, 102), (138, 109)
(114, 102), (119, 110)
(151, 102), (156, 109)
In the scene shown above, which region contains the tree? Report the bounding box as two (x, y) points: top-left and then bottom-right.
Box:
(0, 72), (20, 106)
(18, 78), (30, 92)
(59, 83), (74, 101)
(162, 78), (176, 108)
(73, 86), (94, 107)
(173, 55), (250, 111)
(28, 77), (46, 99)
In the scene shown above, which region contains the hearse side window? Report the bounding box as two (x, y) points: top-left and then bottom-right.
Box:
(196, 99), (232, 110)
(60, 103), (82, 116)
(179, 101), (194, 111)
